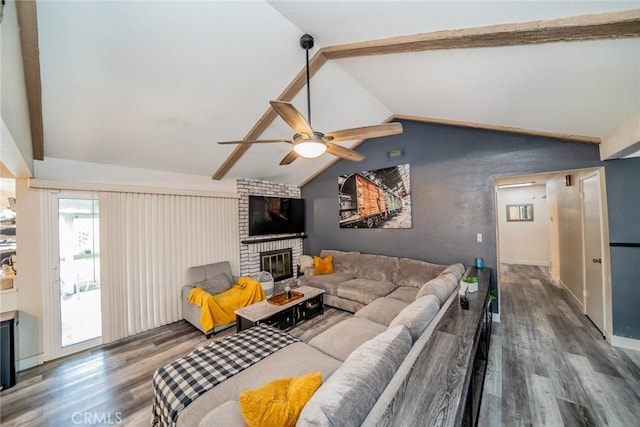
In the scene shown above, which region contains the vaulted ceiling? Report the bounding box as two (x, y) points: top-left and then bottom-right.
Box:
(31, 1), (640, 186)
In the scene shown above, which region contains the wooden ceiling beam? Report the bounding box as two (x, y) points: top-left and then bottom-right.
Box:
(16, 0), (44, 161)
(392, 115), (602, 145)
(211, 9), (639, 180)
(321, 9), (640, 59)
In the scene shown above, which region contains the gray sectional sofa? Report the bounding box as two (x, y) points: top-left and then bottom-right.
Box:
(174, 251), (465, 426)
(299, 249), (463, 313)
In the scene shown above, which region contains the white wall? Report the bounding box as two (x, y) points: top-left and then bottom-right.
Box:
(497, 185), (549, 266)
(1, 0), (34, 175)
(34, 157), (237, 193)
(546, 168), (606, 305)
(547, 173), (583, 302)
(14, 178), (44, 368)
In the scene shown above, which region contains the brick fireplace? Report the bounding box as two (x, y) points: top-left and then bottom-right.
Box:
(237, 178), (303, 294)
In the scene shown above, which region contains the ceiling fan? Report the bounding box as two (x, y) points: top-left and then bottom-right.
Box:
(218, 34), (403, 165)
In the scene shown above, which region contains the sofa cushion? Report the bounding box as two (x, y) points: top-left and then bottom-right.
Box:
(176, 342), (341, 427)
(195, 271), (233, 295)
(394, 257), (447, 288)
(416, 273), (460, 306)
(299, 255), (315, 276)
(319, 250), (359, 275)
(297, 325), (412, 427)
(337, 278), (396, 305)
(354, 254), (399, 282)
(297, 272), (354, 296)
(188, 261), (233, 286)
(354, 297), (409, 326)
(198, 400), (245, 427)
(442, 263), (466, 279)
(389, 295), (440, 342)
(308, 317), (387, 362)
(386, 286), (419, 303)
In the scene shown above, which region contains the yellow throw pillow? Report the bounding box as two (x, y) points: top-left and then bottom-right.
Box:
(314, 255), (334, 275)
(238, 372), (322, 427)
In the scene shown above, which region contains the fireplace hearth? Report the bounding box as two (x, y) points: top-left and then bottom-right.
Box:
(260, 249), (293, 282)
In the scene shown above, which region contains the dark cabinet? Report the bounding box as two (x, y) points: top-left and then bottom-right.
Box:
(261, 294), (324, 331)
(463, 296), (493, 426)
(1, 311), (17, 390)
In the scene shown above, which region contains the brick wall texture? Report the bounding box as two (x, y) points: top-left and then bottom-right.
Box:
(237, 178), (303, 293)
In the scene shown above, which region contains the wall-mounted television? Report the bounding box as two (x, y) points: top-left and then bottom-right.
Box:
(248, 196), (305, 236)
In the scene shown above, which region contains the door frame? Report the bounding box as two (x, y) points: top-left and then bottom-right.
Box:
(42, 190), (102, 361)
(580, 169), (613, 340)
(493, 167), (613, 341)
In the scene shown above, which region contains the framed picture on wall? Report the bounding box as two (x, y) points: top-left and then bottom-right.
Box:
(338, 164), (411, 229)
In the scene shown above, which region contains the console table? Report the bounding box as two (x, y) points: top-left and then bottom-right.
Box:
(381, 267), (492, 426)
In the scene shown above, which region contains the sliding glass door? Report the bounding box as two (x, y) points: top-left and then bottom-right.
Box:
(46, 194), (102, 359)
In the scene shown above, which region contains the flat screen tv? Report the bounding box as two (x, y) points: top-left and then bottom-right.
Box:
(248, 196), (305, 236)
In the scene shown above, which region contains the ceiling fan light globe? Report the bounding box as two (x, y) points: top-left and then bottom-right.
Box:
(294, 141), (327, 158)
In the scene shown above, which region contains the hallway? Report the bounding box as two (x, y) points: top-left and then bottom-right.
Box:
(479, 264), (640, 426)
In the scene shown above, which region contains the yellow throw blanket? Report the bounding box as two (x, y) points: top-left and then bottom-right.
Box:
(188, 277), (266, 331)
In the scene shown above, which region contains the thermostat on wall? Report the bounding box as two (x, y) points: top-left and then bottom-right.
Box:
(387, 148), (405, 160)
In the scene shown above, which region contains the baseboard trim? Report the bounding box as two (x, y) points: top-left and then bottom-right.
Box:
(500, 259), (549, 267)
(557, 278), (584, 310)
(17, 353), (43, 371)
(612, 335), (640, 351)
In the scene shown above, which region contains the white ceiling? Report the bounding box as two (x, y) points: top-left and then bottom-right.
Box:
(35, 1), (640, 186)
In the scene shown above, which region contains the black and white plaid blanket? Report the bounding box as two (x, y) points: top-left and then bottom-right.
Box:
(151, 324), (300, 427)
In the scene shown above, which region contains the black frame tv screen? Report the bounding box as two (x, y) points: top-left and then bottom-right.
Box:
(248, 196), (305, 236)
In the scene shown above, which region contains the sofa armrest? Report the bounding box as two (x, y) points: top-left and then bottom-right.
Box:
(182, 284), (194, 300)
(182, 284), (209, 334)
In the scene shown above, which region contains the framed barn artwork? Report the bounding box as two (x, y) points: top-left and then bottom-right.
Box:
(338, 164), (411, 229)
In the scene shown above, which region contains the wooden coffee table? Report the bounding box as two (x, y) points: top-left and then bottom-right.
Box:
(235, 285), (325, 332)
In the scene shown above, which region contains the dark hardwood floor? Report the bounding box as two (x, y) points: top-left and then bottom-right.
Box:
(0, 308), (348, 427)
(2, 266), (639, 426)
(479, 264), (640, 426)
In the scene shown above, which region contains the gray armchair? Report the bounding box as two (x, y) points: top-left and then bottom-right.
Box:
(181, 261), (239, 337)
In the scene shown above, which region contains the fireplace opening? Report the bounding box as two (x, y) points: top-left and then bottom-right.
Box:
(260, 249), (293, 282)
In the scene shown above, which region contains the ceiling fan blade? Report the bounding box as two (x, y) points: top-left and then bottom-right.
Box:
(218, 139), (291, 145)
(325, 122), (403, 142)
(270, 101), (313, 136)
(279, 150), (300, 165)
(326, 142), (365, 162)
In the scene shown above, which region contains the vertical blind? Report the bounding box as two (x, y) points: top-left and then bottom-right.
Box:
(99, 192), (239, 343)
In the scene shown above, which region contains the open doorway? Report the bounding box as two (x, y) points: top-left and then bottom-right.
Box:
(495, 167), (612, 339)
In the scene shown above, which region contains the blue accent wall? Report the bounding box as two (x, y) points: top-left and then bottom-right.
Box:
(302, 120), (609, 315)
(605, 157), (640, 339)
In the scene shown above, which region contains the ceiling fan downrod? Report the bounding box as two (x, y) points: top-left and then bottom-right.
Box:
(300, 34), (314, 128)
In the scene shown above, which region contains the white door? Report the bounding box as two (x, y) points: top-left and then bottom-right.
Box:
(582, 174), (605, 335)
(45, 193), (102, 360)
